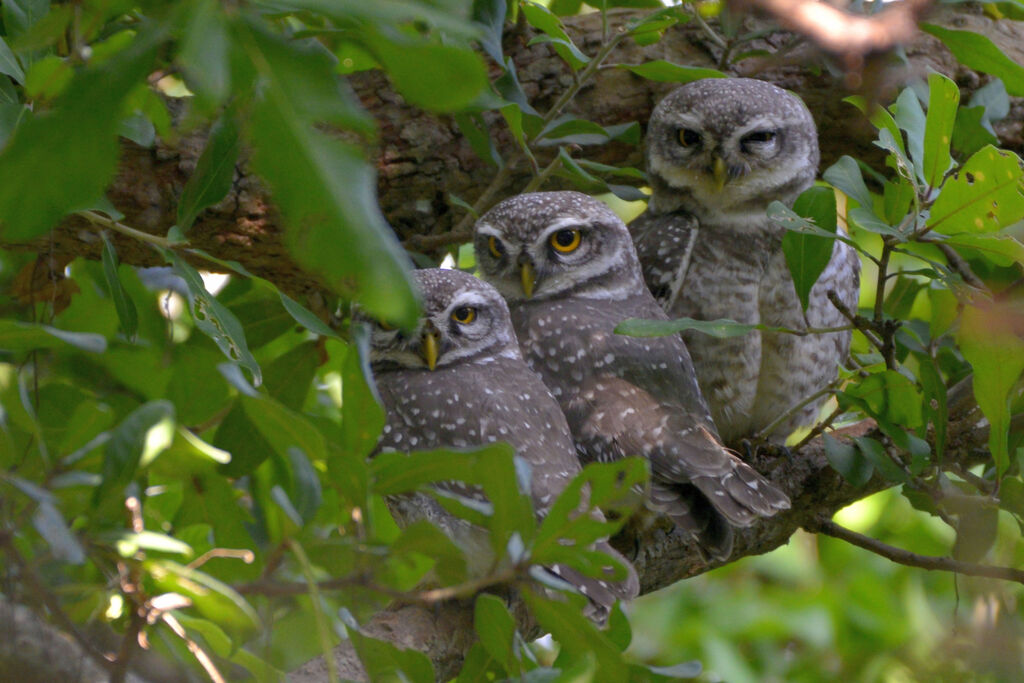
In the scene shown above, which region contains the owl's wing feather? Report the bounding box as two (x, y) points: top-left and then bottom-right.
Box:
(547, 539), (640, 622)
(629, 209), (699, 308)
(566, 374), (789, 560)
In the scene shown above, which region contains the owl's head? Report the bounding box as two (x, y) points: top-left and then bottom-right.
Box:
(645, 78), (818, 216)
(363, 269), (521, 372)
(474, 191), (646, 303)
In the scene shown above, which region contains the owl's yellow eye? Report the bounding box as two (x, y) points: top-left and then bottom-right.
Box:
(487, 236), (504, 259)
(550, 229), (582, 253)
(378, 320), (395, 331)
(678, 128), (701, 147)
(451, 306), (476, 324)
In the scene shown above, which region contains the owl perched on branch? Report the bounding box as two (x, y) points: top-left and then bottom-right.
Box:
(475, 192), (789, 561)
(630, 78), (861, 445)
(366, 268), (638, 620)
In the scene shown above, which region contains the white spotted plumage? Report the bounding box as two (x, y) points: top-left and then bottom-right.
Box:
(631, 78), (861, 444)
(366, 268), (638, 620)
(475, 192), (790, 561)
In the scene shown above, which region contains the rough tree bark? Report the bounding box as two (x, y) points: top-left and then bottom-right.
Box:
(3, 4), (1021, 682)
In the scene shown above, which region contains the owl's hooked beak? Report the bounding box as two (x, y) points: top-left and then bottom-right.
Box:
(421, 323), (440, 371)
(712, 157), (728, 192)
(519, 258), (536, 299)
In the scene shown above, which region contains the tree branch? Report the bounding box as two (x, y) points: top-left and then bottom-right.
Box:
(807, 517), (1024, 585)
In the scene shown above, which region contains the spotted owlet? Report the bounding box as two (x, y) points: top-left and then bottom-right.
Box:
(474, 192), (790, 561)
(630, 78), (861, 445)
(367, 268), (638, 619)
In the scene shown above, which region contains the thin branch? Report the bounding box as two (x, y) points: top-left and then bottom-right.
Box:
(827, 289), (885, 351)
(791, 404), (842, 451)
(809, 517), (1024, 585)
(754, 379), (841, 441)
(935, 242), (987, 290)
(78, 210), (180, 249)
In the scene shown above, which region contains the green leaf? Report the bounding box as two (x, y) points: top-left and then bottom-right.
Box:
(341, 609), (435, 683)
(823, 155), (873, 209)
(616, 60), (725, 82)
(956, 302), (1024, 475)
(921, 24), (1024, 97)
(215, 402), (277, 476)
(927, 145), (1024, 234)
(0, 320), (107, 353)
(242, 23), (418, 328)
(106, 530), (194, 558)
(953, 503), (999, 563)
(372, 444), (535, 555)
(534, 460), (645, 564)
(455, 111), (502, 168)
(615, 316), (758, 339)
(145, 559), (260, 641)
(97, 401), (176, 504)
(853, 436), (907, 483)
(390, 520), (468, 585)
(178, 110), (240, 232)
(475, 594), (517, 673)
(164, 249), (262, 385)
(922, 72), (960, 188)
(178, 0), (231, 104)
(782, 186), (838, 312)
(341, 328), (386, 459)
(263, 341), (320, 410)
(943, 232), (1024, 267)
(823, 433), (873, 487)
(840, 371), (924, 429)
(0, 35), (25, 83)
(366, 35), (488, 112)
(951, 105), (998, 159)
(0, 25), (164, 241)
(241, 394), (328, 466)
(472, 0), (506, 64)
(891, 87), (926, 183)
(279, 292), (342, 340)
(32, 500), (86, 564)
(100, 235), (139, 340)
(521, 2), (589, 69)
(523, 588), (628, 680)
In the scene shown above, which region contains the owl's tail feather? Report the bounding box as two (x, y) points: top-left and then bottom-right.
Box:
(545, 541), (639, 624)
(648, 481), (734, 561)
(691, 457), (791, 528)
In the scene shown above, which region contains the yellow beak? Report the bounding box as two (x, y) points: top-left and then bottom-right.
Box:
(520, 261), (535, 299)
(422, 330), (439, 371)
(712, 157), (727, 192)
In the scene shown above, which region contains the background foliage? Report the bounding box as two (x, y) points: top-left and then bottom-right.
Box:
(1, 0), (1023, 681)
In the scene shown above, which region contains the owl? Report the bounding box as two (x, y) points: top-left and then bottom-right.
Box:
(366, 268), (639, 620)
(474, 192), (790, 561)
(630, 78), (861, 445)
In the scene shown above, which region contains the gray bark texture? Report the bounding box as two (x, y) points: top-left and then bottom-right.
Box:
(3, 4), (1019, 682)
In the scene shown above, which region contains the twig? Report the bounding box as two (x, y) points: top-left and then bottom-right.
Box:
(756, 379), (841, 442)
(78, 210), (180, 249)
(791, 404), (843, 451)
(827, 289), (885, 351)
(809, 517), (1024, 585)
(934, 242), (987, 290)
